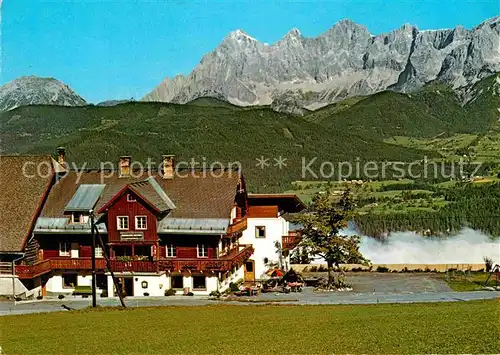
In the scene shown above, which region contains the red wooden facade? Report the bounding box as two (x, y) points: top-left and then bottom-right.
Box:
(16, 245), (255, 278)
(15, 176), (257, 278)
(105, 189), (158, 243)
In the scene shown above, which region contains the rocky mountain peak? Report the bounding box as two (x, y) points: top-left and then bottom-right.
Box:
(279, 28), (303, 46)
(143, 17), (500, 113)
(225, 29), (257, 44)
(0, 76), (86, 112)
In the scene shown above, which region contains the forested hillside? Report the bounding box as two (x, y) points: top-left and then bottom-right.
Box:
(355, 182), (500, 237)
(1, 75), (498, 191)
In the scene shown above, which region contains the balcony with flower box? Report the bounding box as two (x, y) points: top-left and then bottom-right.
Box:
(15, 244), (255, 277)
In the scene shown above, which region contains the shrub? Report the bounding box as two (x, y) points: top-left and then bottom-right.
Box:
(209, 290), (221, 298)
(309, 266), (318, 272)
(376, 266), (389, 273)
(317, 265), (327, 272)
(36, 295), (43, 300)
(58, 294), (65, 299)
(229, 282), (240, 292)
(186, 292), (194, 296)
(143, 292), (149, 297)
(100, 290), (108, 298)
(484, 256), (493, 272)
(302, 266), (308, 272)
(164, 288), (176, 296)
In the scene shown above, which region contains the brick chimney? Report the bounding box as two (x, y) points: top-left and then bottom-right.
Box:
(57, 147), (66, 166)
(119, 156), (131, 177)
(162, 155), (175, 179)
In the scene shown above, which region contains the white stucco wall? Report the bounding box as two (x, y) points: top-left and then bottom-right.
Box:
(133, 274), (168, 297)
(77, 275), (92, 286)
(46, 273), (105, 295)
(240, 216), (290, 279)
(46, 274), (71, 294)
(177, 274), (218, 295)
(105, 273), (217, 297)
(0, 275), (29, 296)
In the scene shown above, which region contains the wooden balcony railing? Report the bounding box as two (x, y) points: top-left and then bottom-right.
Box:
(282, 232), (302, 250)
(109, 260), (158, 273)
(15, 260), (51, 279)
(158, 259), (232, 272)
(49, 258), (107, 270)
(227, 217), (247, 235)
(15, 244), (255, 277)
(159, 245), (254, 272)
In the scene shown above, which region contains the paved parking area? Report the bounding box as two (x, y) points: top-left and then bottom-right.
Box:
(315, 272), (453, 293)
(1, 273), (497, 316)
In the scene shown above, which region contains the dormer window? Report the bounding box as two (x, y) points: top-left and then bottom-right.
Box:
(71, 212), (84, 224)
(127, 194), (136, 202)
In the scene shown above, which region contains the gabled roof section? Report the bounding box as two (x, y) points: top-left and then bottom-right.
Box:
(64, 184), (105, 213)
(130, 177), (176, 212)
(41, 169), (240, 220)
(0, 155), (56, 252)
(97, 177), (176, 214)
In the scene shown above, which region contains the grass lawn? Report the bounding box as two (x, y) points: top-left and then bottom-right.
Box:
(1, 301), (499, 354)
(445, 273), (500, 292)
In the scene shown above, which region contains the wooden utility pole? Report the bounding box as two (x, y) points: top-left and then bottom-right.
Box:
(90, 211), (97, 307)
(93, 223), (126, 308)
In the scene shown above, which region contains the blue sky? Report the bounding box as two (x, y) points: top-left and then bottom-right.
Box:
(1, 0), (498, 103)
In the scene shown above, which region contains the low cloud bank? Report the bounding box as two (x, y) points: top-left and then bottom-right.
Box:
(358, 228), (499, 264)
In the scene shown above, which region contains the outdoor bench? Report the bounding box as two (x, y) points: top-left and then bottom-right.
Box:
(73, 286), (92, 297)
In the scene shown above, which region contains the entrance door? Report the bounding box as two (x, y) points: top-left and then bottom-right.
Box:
(123, 278), (134, 296)
(244, 260), (255, 282)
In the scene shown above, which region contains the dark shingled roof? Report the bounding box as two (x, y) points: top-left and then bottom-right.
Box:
(248, 193), (306, 213)
(0, 156), (55, 252)
(42, 170), (241, 220)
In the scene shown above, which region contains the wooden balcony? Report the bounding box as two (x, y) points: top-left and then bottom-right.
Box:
(49, 258), (107, 270)
(282, 232), (302, 250)
(109, 260), (158, 273)
(160, 244), (254, 272)
(15, 260), (52, 279)
(227, 217), (247, 235)
(15, 245), (255, 277)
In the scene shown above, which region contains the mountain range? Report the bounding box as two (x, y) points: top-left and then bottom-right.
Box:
(0, 17), (498, 114)
(143, 17), (500, 113)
